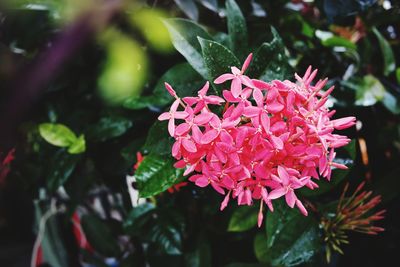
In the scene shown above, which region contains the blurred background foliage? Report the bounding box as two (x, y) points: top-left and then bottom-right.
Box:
(0, 0), (399, 267)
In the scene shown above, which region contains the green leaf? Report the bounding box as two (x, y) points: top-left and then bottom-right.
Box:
(372, 27), (396, 76)
(174, 0), (199, 21)
(163, 18), (213, 79)
(265, 200), (322, 266)
(39, 123), (77, 147)
(143, 121), (174, 156)
(68, 134), (86, 154)
(344, 75), (400, 114)
(382, 91), (400, 114)
(184, 236), (211, 267)
(124, 206), (184, 255)
(248, 27), (293, 81)
(147, 209), (185, 255)
(322, 36), (357, 50)
(254, 233), (271, 263)
(226, 0), (248, 58)
(198, 37), (240, 92)
(228, 205), (258, 232)
(124, 203), (156, 234)
(81, 215), (121, 257)
(46, 150), (80, 191)
(354, 75), (386, 106)
(86, 116), (133, 141)
(135, 154), (185, 197)
(124, 63), (204, 109)
(396, 68), (400, 84)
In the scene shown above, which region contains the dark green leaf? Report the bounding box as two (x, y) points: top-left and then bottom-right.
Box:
(135, 154), (185, 197)
(39, 123), (77, 147)
(247, 27), (293, 81)
(163, 18), (213, 79)
(228, 205), (258, 232)
(81, 215), (120, 257)
(226, 0), (248, 58)
(143, 121), (174, 156)
(372, 27), (396, 76)
(265, 200), (322, 266)
(46, 150), (80, 191)
(254, 233), (271, 263)
(86, 116), (133, 141)
(174, 0), (199, 21)
(124, 63), (204, 109)
(396, 68), (400, 84)
(198, 37), (240, 92)
(184, 237), (211, 267)
(146, 209), (184, 255)
(124, 203), (156, 234)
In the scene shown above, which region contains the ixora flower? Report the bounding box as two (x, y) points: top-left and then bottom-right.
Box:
(158, 54), (356, 227)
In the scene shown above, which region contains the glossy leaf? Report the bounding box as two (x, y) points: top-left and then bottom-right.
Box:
(39, 123), (77, 147)
(124, 203), (156, 235)
(228, 205), (258, 232)
(46, 149), (80, 191)
(198, 37), (240, 92)
(81, 215), (121, 257)
(143, 121), (174, 156)
(135, 154), (185, 197)
(164, 18), (213, 79)
(86, 116), (133, 141)
(174, 0), (199, 21)
(265, 200), (322, 266)
(226, 0), (248, 58)
(247, 27), (293, 81)
(147, 209), (185, 255)
(372, 27), (396, 76)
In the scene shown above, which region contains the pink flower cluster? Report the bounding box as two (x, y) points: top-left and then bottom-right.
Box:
(158, 54), (355, 226)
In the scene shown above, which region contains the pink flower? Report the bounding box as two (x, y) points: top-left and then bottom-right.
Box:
(214, 53), (254, 98)
(158, 99), (188, 136)
(158, 55), (355, 227)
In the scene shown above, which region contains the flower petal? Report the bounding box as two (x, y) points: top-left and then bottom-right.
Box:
(214, 73), (234, 84)
(231, 77), (242, 98)
(201, 129), (219, 144)
(268, 187), (286, 200)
